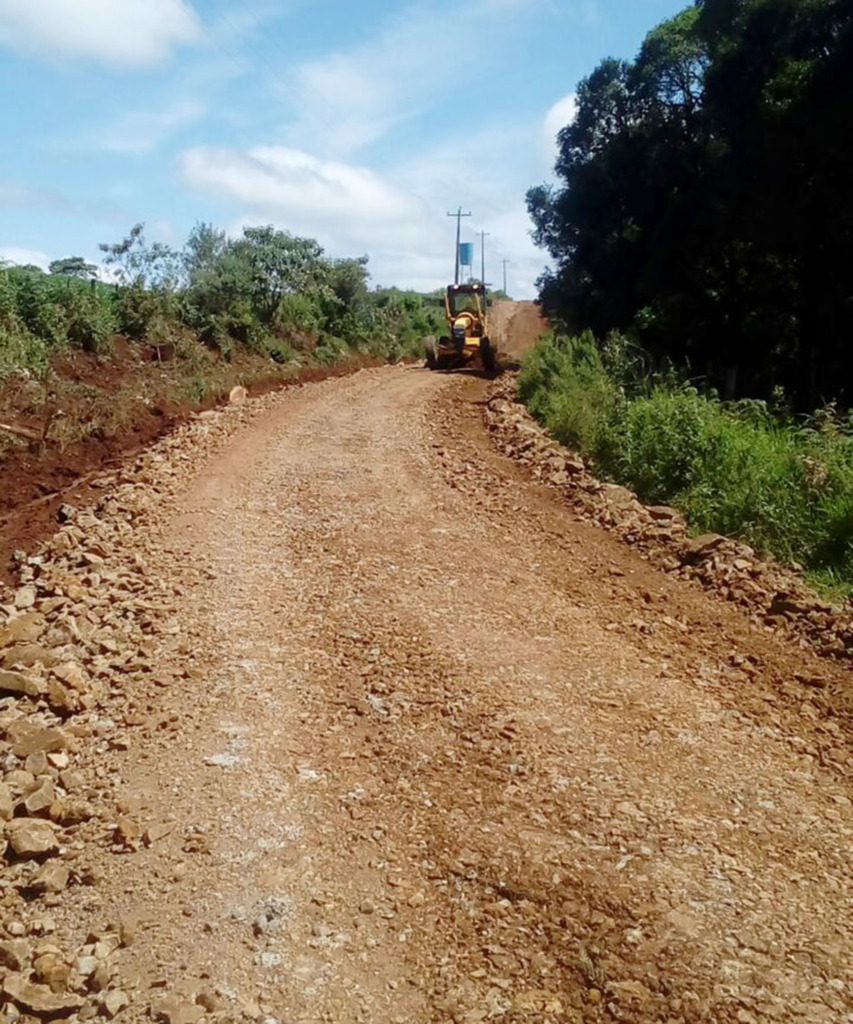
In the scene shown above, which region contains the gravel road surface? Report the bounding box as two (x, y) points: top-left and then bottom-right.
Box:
(1, 327), (851, 1024)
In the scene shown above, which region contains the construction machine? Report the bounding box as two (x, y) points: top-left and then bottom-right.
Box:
(424, 282), (496, 373)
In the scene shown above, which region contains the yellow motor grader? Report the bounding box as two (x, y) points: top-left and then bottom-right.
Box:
(424, 282), (496, 373)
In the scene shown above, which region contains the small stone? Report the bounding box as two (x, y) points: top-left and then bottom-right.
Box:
(51, 662), (88, 691)
(14, 586), (37, 610)
(33, 952), (72, 992)
(7, 721), (70, 757)
(5, 769), (35, 792)
(1, 644), (59, 670)
(0, 612), (45, 646)
(93, 935), (121, 960)
(0, 668), (43, 698)
(2, 973), (83, 1017)
(24, 752), (48, 775)
(89, 962), (113, 993)
(143, 822), (175, 846)
(76, 956), (98, 978)
(0, 939), (30, 971)
(101, 989), (129, 1019)
(150, 994), (204, 1024)
(59, 769), (84, 791)
(0, 783), (13, 821)
(24, 780), (56, 816)
(47, 678), (82, 716)
(195, 989), (220, 1013)
(31, 861), (70, 894)
(5, 818), (58, 858)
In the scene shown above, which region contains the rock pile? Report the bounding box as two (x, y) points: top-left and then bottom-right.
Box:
(0, 383), (296, 1022)
(485, 374), (853, 661)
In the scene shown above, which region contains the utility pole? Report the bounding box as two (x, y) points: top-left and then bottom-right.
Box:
(447, 207), (472, 285)
(501, 259), (510, 295)
(476, 230), (490, 286)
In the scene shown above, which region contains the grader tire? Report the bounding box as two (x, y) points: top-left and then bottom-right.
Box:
(424, 336), (438, 370)
(480, 336), (497, 375)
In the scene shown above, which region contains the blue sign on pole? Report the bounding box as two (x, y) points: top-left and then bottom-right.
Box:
(459, 242), (474, 268)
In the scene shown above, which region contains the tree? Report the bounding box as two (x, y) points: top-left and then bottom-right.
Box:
(99, 224), (182, 289)
(49, 256), (97, 279)
(184, 223), (228, 278)
(229, 226), (327, 325)
(528, 0), (853, 407)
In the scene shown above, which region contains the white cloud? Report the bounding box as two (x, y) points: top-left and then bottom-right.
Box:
(174, 0), (557, 298)
(0, 247), (50, 270)
(179, 127), (548, 298)
(279, 0), (544, 157)
(86, 100), (206, 156)
(181, 146), (427, 250)
(543, 92), (577, 173)
(0, 0), (201, 67)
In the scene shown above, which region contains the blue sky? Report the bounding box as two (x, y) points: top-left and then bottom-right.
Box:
(0, 0), (686, 297)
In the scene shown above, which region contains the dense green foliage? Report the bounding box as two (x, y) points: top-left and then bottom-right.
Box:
(0, 269), (117, 375)
(0, 222), (443, 379)
(528, 0), (853, 410)
(520, 333), (853, 592)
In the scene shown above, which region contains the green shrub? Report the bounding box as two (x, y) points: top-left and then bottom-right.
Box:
(519, 331), (623, 458)
(16, 275), (66, 348)
(62, 289), (116, 353)
(313, 335), (350, 365)
(520, 333), (853, 593)
(0, 324), (49, 379)
(113, 285), (175, 340)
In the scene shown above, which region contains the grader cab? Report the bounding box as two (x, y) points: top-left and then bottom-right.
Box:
(424, 283), (496, 373)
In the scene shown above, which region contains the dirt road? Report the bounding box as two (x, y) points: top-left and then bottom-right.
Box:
(1, 330), (852, 1023)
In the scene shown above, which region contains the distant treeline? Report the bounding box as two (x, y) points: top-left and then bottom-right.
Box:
(0, 223), (445, 378)
(528, 0), (853, 410)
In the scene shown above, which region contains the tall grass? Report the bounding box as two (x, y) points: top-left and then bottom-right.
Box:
(519, 333), (853, 594)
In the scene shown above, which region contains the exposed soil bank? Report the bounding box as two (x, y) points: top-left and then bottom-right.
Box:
(0, 349), (390, 582)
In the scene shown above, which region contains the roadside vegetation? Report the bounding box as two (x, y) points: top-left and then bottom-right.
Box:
(0, 223), (445, 467)
(0, 222), (443, 383)
(524, 0), (853, 596)
(520, 333), (853, 596)
(528, 0), (852, 412)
